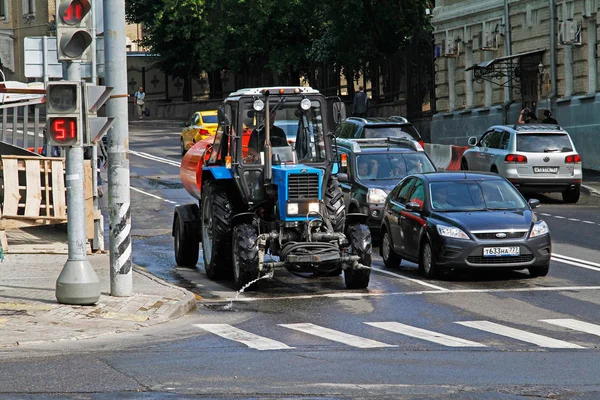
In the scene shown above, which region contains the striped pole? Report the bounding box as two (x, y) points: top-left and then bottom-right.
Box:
(104, 0), (132, 296)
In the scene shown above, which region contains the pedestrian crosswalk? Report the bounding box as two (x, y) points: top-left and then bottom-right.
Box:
(194, 318), (600, 351)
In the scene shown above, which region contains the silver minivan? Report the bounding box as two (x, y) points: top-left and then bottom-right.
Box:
(461, 124), (582, 203)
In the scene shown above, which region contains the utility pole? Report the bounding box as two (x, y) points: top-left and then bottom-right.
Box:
(104, 0), (133, 296)
(54, 0), (100, 305)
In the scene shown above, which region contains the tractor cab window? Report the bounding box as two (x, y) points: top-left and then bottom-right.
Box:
(241, 96), (327, 165)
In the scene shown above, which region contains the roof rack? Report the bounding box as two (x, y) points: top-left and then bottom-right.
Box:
(336, 137), (423, 153)
(347, 116), (369, 124)
(511, 124), (564, 132)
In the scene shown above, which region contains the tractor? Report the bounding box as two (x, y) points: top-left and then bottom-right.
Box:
(173, 87), (372, 290)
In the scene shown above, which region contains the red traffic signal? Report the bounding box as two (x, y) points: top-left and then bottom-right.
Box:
(58, 0), (91, 25)
(48, 117), (78, 146)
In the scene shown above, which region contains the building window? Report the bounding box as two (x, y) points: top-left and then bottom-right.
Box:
(22, 0), (35, 15)
(0, 0), (6, 19)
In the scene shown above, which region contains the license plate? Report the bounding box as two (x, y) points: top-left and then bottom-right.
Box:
(483, 247), (520, 257)
(533, 166), (559, 174)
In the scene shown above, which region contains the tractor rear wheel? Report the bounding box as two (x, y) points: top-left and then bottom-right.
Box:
(201, 182), (235, 280)
(232, 224), (260, 291)
(343, 223), (372, 289)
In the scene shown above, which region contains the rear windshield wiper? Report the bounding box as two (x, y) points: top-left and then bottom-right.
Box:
(543, 147), (560, 152)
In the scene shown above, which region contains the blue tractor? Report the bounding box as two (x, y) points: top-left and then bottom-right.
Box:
(173, 87), (372, 290)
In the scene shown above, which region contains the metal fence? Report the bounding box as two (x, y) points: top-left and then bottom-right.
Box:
(0, 99), (46, 154)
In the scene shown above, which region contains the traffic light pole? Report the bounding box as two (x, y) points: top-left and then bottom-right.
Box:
(104, 0), (132, 296)
(55, 61), (101, 305)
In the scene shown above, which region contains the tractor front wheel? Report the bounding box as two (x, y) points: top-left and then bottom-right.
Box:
(343, 223), (372, 289)
(201, 182), (235, 280)
(232, 224), (261, 291)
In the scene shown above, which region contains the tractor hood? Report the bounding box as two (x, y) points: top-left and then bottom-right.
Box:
(271, 164), (324, 221)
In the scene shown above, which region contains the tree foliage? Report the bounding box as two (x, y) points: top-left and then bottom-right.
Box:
(125, 0), (431, 96)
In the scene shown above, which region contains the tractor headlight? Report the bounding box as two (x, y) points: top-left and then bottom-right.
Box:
(253, 99), (265, 112)
(300, 98), (312, 110)
(287, 203), (299, 215)
(308, 202), (320, 213)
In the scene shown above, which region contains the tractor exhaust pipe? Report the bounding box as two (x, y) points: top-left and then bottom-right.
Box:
(264, 91), (272, 182)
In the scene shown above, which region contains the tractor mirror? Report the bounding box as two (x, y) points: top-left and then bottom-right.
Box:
(218, 104), (233, 126)
(468, 137), (478, 146)
(332, 102), (346, 124)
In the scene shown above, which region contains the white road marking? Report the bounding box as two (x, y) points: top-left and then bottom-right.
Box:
(194, 324), (293, 350)
(582, 220), (595, 224)
(541, 319), (600, 338)
(456, 321), (585, 349)
(131, 186), (177, 204)
(539, 213), (551, 216)
(567, 218), (581, 222)
(551, 254), (600, 272)
(553, 215), (566, 219)
(371, 267), (449, 291)
(280, 323), (396, 349)
(129, 149), (182, 167)
(366, 322), (486, 347)
(202, 286), (600, 303)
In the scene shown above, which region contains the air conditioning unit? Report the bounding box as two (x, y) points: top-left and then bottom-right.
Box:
(558, 20), (582, 45)
(479, 30), (499, 51)
(442, 37), (459, 57)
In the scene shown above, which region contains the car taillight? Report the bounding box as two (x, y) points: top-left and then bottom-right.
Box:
(199, 128), (210, 136)
(504, 154), (528, 163)
(565, 154), (581, 163)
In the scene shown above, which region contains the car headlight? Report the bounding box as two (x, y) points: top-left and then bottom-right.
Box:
(530, 220), (549, 238)
(287, 203), (299, 215)
(437, 224), (469, 239)
(367, 188), (388, 204)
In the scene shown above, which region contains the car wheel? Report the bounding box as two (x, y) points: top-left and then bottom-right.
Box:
(528, 263), (550, 277)
(381, 230), (401, 268)
(460, 159), (469, 171)
(490, 165), (498, 174)
(419, 240), (439, 279)
(180, 139), (187, 156)
(562, 184), (580, 204)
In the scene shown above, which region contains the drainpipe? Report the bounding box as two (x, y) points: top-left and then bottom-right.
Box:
(549, 0), (557, 100)
(503, 0), (512, 124)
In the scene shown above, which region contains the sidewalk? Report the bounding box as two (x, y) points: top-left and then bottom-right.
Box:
(0, 251), (196, 349)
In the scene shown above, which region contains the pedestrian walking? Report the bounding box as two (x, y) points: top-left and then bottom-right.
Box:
(541, 110), (558, 124)
(133, 87), (146, 120)
(352, 86), (368, 118)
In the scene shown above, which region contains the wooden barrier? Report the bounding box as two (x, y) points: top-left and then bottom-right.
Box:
(0, 155), (94, 252)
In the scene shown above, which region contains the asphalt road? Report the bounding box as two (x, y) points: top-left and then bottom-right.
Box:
(1, 121), (599, 399)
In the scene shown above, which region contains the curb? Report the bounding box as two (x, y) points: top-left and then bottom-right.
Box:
(132, 265), (197, 320)
(581, 184), (600, 198)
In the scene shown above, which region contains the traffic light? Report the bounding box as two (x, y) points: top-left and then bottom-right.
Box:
(56, 0), (93, 61)
(83, 83), (114, 145)
(46, 81), (82, 146)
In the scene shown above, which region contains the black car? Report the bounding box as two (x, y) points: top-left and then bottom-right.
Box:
(333, 117), (424, 147)
(336, 137), (436, 238)
(380, 172), (552, 278)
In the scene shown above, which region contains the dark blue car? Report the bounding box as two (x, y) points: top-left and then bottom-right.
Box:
(380, 172), (552, 278)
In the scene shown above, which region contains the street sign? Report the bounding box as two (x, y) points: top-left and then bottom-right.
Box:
(24, 36), (105, 79)
(46, 81), (82, 146)
(56, 0), (93, 61)
(83, 83), (114, 145)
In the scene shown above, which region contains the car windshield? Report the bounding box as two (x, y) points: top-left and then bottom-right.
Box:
(356, 153), (435, 180)
(430, 180), (528, 211)
(363, 126), (417, 140)
(242, 96), (326, 164)
(517, 133), (573, 152)
(202, 115), (218, 124)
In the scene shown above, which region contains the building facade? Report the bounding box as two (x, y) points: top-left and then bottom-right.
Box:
(432, 0), (600, 170)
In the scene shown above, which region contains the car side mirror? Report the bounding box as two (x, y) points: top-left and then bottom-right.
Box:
(468, 137), (478, 146)
(337, 172), (349, 182)
(405, 201), (422, 212)
(332, 101), (346, 124)
(528, 198), (541, 209)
